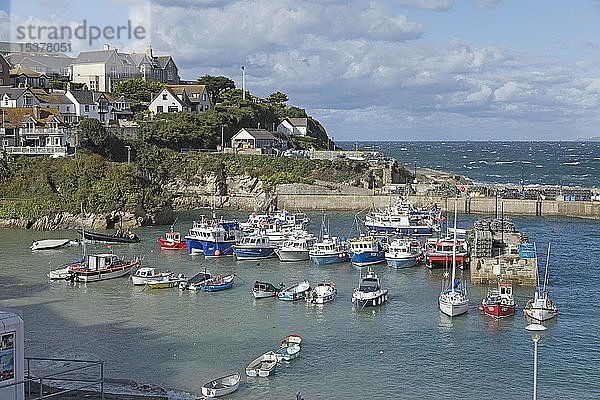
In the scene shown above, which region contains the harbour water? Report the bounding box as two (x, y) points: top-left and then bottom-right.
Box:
(339, 141), (600, 188)
(1, 211), (599, 399)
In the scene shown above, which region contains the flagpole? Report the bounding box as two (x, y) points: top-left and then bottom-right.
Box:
(241, 65), (246, 100)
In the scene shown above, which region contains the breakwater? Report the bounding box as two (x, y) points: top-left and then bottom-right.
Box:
(276, 193), (600, 219)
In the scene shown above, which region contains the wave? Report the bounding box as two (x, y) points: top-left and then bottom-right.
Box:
(536, 165), (544, 168)
(495, 161), (515, 165)
(562, 161), (580, 166)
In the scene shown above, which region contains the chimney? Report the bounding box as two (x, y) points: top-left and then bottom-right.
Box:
(32, 104), (41, 120)
(66, 82), (71, 92)
(257, 122), (260, 129)
(103, 44), (110, 50)
(146, 45), (153, 58)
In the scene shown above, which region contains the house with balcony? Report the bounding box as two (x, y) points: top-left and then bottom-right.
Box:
(10, 66), (50, 88)
(277, 117), (308, 137)
(148, 84), (211, 114)
(105, 94), (134, 122)
(65, 89), (112, 123)
(0, 54), (9, 86)
(0, 106), (68, 156)
(71, 44), (179, 92)
(230, 128), (286, 154)
(32, 89), (78, 125)
(5, 53), (74, 79)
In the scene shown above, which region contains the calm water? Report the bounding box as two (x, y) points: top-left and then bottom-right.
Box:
(339, 141), (600, 188)
(1, 211), (599, 399)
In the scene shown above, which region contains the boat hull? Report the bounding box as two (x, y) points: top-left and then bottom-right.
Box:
(82, 231), (140, 243)
(202, 241), (236, 257)
(72, 262), (136, 283)
(234, 247), (277, 260)
(365, 224), (434, 236)
(481, 303), (516, 318)
(159, 238), (187, 250)
(276, 249), (309, 262)
(352, 290), (388, 308)
(185, 238), (204, 255)
(439, 298), (469, 317)
(201, 373), (240, 398)
(31, 238), (71, 250)
(350, 252), (385, 266)
(310, 252), (349, 265)
(523, 307), (558, 322)
(386, 256), (418, 268)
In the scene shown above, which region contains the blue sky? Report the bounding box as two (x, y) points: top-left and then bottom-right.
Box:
(3, 0), (600, 141)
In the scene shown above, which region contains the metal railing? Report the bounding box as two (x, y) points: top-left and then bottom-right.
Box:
(3, 146), (67, 156)
(25, 357), (104, 399)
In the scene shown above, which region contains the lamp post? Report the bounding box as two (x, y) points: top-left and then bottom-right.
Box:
(221, 126), (224, 152)
(526, 323), (546, 400)
(125, 145), (131, 164)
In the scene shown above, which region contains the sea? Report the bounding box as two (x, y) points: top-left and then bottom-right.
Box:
(338, 141), (600, 188)
(1, 141), (599, 399)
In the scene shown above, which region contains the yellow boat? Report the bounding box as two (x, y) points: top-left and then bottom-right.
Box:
(146, 274), (186, 289)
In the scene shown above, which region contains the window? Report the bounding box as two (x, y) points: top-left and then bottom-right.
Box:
(89, 81), (96, 91)
(167, 106), (178, 112)
(85, 105), (89, 112)
(167, 69), (173, 81)
(111, 66), (117, 78)
(156, 106), (163, 113)
(0, 78), (3, 85)
(25, 120), (35, 132)
(66, 106), (70, 111)
(162, 93), (167, 100)
(24, 96), (33, 107)
(202, 93), (206, 101)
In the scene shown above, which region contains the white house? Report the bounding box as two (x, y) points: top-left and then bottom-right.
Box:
(65, 89), (108, 122)
(277, 117), (308, 137)
(32, 89), (78, 125)
(148, 84), (211, 114)
(230, 128), (283, 152)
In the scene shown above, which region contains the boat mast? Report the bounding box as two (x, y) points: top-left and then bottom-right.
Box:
(450, 198), (458, 294)
(543, 242), (551, 293)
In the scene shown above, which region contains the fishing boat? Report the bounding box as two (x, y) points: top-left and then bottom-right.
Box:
(146, 273), (187, 289)
(159, 230), (187, 250)
(47, 257), (85, 280)
(523, 243), (559, 321)
(245, 352), (277, 377)
(233, 234), (277, 260)
(81, 229), (140, 244)
(275, 237), (314, 262)
(425, 235), (469, 269)
(438, 201), (469, 317)
(31, 238), (71, 251)
(68, 253), (139, 283)
(306, 282), (337, 304)
(200, 372), (241, 398)
(280, 333), (302, 348)
(364, 197), (441, 235)
(351, 270), (388, 307)
(277, 280), (311, 301)
(179, 270), (213, 291)
(274, 344), (301, 362)
(479, 282), (516, 318)
(131, 267), (173, 286)
(198, 274), (235, 292)
(253, 281), (284, 299)
(309, 237), (349, 265)
(185, 217), (243, 257)
(348, 236), (385, 266)
(385, 238), (423, 268)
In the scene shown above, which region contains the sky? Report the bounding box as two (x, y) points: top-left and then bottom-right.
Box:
(2, 0), (600, 141)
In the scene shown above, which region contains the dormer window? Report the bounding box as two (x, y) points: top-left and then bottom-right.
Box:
(25, 120), (35, 132)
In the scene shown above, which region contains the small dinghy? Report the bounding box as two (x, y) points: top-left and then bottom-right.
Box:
(200, 372), (241, 398)
(274, 344), (301, 362)
(252, 281), (284, 299)
(277, 280), (311, 301)
(198, 274), (235, 292)
(31, 238), (70, 251)
(306, 282), (337, 304)
(179, 270), (212, 291)
(280, 333), (302, 348)
(245, 352), (277, 377)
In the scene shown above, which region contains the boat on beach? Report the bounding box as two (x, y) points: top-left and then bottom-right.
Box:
(277, 280), (311, 301)
(68, 253), (139, 283)
(523, 243), (558, 321)
(253, 281), (284, 299)
(306, 282), (337, 304)
(200, 372), (241, 398)
(351, 269), (388, 308)
(31, 238), (71, 251)
(385, 238), (423, 268)
(245, 352), (277, 377)
(479, 282), (516, 318)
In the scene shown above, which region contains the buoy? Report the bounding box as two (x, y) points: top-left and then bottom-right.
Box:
(215, 249), (221, 256)
(379, 350), (384, 354)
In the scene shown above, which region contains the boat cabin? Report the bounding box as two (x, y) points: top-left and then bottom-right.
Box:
(87, 254), (121, 271)
(359, 277), (380, 293)
(349, 237), (380, 252)
(239, 236), (271, 246)
(165, 231), (182, 242)
(134, 267), (156, 278)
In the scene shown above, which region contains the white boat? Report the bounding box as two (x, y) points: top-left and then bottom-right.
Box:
(47, 258), (84, 280)
(280, 334), (302, 348)
(274, 344), (301, 361)
(438, 201), (469, 317)
(351, 270), (388, 308)
(245, 352), (277, 377)
(200, 372), (241, 398)
(252, 281), (284, 299)
(306, 282), (337, 304)
(275, 237), (314, 262)
(31, 238), (71, 250)
(131, 267), (173, 286)
(233, 234), (277, 260)
(69, 253), (139, 283)
(385, 238), (423, 268)
(146, 273), (187, 289)
(277, 280), (311, 301)
(523, 243), (559, 321)
(364, 197), (442, 235)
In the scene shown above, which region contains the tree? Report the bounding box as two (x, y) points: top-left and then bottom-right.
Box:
(80, 118), (108, 148)
(112, 78), (164, 112)
(197, 75), (236, 105)
(266, 91), (289, 104)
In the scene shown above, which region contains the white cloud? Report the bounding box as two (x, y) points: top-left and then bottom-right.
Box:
(395, 0), (455, 11)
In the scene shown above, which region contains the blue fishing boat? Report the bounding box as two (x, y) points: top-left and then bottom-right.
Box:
(185, 218), (243, 257)
(309, 237), (348, 265)
(348, 236), (385, 266)
(385, 238), (423, 268)
(234, 234), (277, 260)
(199, 274), (235, 292)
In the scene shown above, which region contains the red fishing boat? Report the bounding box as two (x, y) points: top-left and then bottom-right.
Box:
(425, 236), (469, 269)
(479, 282), (516, 318)
(159, 230), (187, 250)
